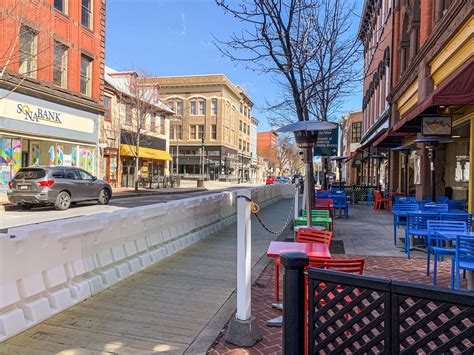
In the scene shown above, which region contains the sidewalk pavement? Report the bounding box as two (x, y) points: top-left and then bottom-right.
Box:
(3, 198), (294, 354)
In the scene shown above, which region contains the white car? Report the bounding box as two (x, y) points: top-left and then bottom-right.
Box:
(274, 176), (290, 184)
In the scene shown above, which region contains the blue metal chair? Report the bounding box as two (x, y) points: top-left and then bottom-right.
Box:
(426, 220), (467, 287)
(332, 194), (349, 218)
(405, 212), (438, 258)
(316, 191), (331, 199)
(395, 196), (416, 203)
(392, 204), (419, 245)
(447, 200), (467, 211)
(436, 196), (449, 203)
(422, 203), (448, 212)
(440, 213), (473, 231)
(455, 235), (474, 289)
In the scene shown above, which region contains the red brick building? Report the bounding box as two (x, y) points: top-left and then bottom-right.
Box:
(257, 131), (278, 173)
(0, 0), (105, 187)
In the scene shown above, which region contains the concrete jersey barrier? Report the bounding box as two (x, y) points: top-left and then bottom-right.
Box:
(0, 184), (295, 341)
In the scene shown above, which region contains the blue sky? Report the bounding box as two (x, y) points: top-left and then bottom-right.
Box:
(105, 0), (363, 132)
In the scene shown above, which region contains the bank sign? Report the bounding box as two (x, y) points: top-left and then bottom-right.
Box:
(17, 104), (62, 124)
(314, 127), (339, 156)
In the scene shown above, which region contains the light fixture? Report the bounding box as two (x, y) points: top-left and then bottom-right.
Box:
(452, 135), (461, 138)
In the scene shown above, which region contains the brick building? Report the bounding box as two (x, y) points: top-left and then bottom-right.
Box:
(340, 110), (363, 185)
(257, 131), (278, 175)
(350, 0), (394, 190)
(0, 0), (105, 188)
(375, 0), (474, 209)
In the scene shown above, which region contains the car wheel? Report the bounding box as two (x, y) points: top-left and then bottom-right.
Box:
(55, 191), (71, 210)
(98, 188), (111, 205)
(18, 203), (32, 210)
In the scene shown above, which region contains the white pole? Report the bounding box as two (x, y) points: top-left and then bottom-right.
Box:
(294, 185), (299, 220)
(302, 179), (307, 215)
(236, 189), (252, 321)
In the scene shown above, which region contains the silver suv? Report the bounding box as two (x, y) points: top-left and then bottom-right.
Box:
(7, 166), (112, 210)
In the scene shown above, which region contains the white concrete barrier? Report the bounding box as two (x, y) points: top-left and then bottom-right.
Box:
(0, 184), (293, 341)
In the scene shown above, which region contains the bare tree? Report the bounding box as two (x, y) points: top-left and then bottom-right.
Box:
(115, 73), (161, 191)
(275, 136), (303, 175)
(0, 0), (57, 99)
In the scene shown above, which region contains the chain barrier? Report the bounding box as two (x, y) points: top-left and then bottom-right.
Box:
(237, 188), (296, 235)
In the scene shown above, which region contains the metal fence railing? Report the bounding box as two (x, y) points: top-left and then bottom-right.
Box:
(330, 185), (377, 204)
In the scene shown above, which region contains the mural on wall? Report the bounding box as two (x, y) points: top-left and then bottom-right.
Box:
(71, 146), (78, 167)
(12, 139), (21, 175)
(48, 145), (55, 165)
(80, 149), (94, 173)
(0, 138), (21, 185)
(31, 144), (40, 166)
(55, 145), (64, 166)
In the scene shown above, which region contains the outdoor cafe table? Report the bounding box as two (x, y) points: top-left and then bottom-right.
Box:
(436, 231), (474, 291)
(266, 241), (331, 327)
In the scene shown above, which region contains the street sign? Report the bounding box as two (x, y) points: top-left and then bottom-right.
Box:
(314, 127), (338, 156)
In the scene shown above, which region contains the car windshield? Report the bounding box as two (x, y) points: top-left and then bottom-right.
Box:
(14, 168), (46, 180)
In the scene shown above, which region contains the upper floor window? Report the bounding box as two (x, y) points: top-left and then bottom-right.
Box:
(53, 42), (68, 88)
(176, 100), (183, 115)
(244, 107), (247, 117)
(81, 0), (92, 29)
(168, 101), (174, 112)
(103, 96), (111, 121)
(54, 0), (67, 13)
(150, 113), (157, 132)
(198, 124), (204, 139)
(190, 101), (197, 115)
(211, 99), (218, 115)
(125, 104), (132, 125)
(176, 124), (182, 140)
(351, 122), (361, 143)
(190, 125), (197, 139)
(160, 115), (166, 134)
(240, 103), (243, 113)
(19, 26), (37, 78)
(199, 101), (206, 115)
(80, 54), (92, 96)
(211, 124), (217, 140)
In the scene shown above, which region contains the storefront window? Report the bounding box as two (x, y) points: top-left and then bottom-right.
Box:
(0, 137), (21, 186)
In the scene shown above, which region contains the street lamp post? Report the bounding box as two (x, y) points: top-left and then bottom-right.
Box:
(370, 154), (385, 192)
(392, 146), (417, 197)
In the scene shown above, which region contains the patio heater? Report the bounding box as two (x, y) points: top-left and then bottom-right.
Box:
(414, 137), (452, 203)
(330, 156), (347, 190)
(277, 121), (338, 227)
(370, 154), (385, 192)
(392, 145), (417, 196)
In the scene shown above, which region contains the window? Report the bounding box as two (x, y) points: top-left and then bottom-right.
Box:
(199, 101), (206, 115)
(190, 101), (197, 115)
(103, 96), (111, 121)
(190, 125), (197, 139)
(53, 42), (68, 87)
(239, 139), (242, 150)
(248, 109), (251, 118)
(211, 99), (218, 115)
(176, 124), (182, 140)
(125, 104), (132, 125)
(247, 125), (250, 135)
(81, 0), (92, 29)
(176, 101), (183, 115)
(80, 54), (92, 96)
(150, 113), (157, 132)
(351, 122), (361, 143)
(240, 103), (243, 113)
(65, 170), (79, 180)
(240, 121), (242, 132)
(170, 125), (175, 139)
(19, 26), (37, 78)
(54, 0), (67, 13)
(244, 107), (247, 117)
(168, 101), (174, 111)
(160, 115), (165, 134)
(198, 125), (204, 139)
(211, 124), (217, 140)
(78, 169), (93, 180)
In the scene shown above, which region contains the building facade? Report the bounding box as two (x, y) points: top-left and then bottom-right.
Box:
(380, 0), (474, 209)
(340, 110), (363, 185)
(101, 67), (174, 188)
(257, 131), (278, 176)
(250, 116), (259, 183)
(142, 75), (253, 181)
(0, 0), (105, 188)
(353, 0), (394, 190)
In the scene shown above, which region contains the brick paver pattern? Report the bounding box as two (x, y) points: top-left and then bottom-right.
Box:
(208, 255), (468, 354)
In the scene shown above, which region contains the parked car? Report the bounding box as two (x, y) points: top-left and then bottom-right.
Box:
(274, 176), (290, 184)
(266, 176), (275, 185)
(7, 166), (112, 210)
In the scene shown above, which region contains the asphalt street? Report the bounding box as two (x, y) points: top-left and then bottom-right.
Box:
(0, 186), (249, 232)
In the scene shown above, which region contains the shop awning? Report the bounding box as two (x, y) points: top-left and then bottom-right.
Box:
(393, 58), (474, 133)
(373, 128), (409, 148)
(120, 144), (172, 161)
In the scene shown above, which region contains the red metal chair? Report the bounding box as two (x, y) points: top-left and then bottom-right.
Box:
(274, 229), (333, 303)
(315, 198), (334, 219)
(373, 190), (392, 211)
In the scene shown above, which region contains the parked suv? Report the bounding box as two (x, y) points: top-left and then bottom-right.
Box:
(7, 166), (112, 210)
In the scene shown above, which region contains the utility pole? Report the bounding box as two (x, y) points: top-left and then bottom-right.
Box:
(201, 136), (205, 181)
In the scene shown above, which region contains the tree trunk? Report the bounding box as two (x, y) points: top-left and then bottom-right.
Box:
(134, 141), (140, 192)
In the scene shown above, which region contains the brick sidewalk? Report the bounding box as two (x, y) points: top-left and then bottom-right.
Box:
(208, 255), (467, 354)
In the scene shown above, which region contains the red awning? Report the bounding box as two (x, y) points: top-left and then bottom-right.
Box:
(393, 57), (474, 132)
(373, 128), (410, 147)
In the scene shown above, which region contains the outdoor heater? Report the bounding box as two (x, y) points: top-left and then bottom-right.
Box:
(277, 121), (337, 227)
(330, 156), (347, 190)
(370, 154), (385, 192)
(392, 145), (417, 197)
(414, 136), (452, 203)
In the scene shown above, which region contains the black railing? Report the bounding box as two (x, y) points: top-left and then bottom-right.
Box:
(280, 253), (474, 355)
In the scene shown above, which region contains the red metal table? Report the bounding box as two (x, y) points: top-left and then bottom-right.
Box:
(266, 241), (331, 327)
